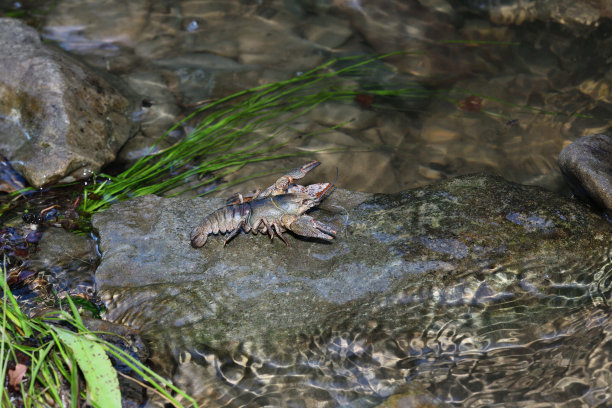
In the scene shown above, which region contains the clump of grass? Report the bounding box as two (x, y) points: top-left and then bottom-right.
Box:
(1, 262), (198, 408)
(79, 52), (431, 215)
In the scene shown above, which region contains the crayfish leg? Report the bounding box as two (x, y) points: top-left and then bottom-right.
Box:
(262, 219), (274, 240)
(250, 218), (262, 235)
(273, 223), (290, 246)
(223, 221), (245, 246)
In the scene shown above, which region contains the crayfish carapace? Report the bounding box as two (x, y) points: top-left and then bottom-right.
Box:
(190, 161), (337, 247)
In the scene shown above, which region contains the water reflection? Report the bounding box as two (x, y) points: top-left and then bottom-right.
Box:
(16, 0), (607, 195)
(170, 285), (612, 407)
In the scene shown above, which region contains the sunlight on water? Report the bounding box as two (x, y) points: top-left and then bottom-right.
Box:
(101, 225), (611, 407)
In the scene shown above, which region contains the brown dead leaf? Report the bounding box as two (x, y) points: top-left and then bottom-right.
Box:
(8, 363), (27, 391)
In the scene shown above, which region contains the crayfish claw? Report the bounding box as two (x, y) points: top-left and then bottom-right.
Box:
(284, 215), (335, 241)
(286, 160), (320, 180)
(261, 160), (322, 197)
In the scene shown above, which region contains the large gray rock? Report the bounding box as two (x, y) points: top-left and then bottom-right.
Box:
(92, 174), (611, 406)
(0, 18), (139, 187)
(559, 133), (612, 212)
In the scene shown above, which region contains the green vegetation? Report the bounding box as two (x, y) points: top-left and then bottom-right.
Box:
(78, 53), (430, 215)
(1, 263), (198, 408)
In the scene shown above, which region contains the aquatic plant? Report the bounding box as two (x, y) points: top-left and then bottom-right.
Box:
(0, 263), (198, 408)
(78, 53), (431, 215)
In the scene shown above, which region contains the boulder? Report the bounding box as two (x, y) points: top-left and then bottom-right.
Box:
(465, 0), (612, 30)
(92, 173), (611, 406)
(559, 133), (612, 212)
(0, 18), (139, 187)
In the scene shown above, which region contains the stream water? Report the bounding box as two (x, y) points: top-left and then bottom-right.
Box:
(6, 0), (611, 194)
(1, 0), (611, 407)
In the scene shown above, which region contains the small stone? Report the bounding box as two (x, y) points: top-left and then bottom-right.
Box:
(317, 150), (400, 193)
(308, 102), (377, 131)
(43, 0), (149, 62)
(183, 31), (239, 58)
(301, 15), (352, 49)
(123, 72), (180, 139)
(116, 133), (164, 164)
(31, 228), (96, 269)
(304, 129), (361, 148)
(578, 78), (612, 104)
(420, 122), (460, 143)
(418, 165), (443, 181)
(417, 0), (453, 14)
(25, 230), (42, 244)
(235, 19), (324, 72)
(375, 382), (453, 407)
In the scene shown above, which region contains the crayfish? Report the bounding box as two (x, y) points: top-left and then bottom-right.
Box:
(190, 161), (336, 247)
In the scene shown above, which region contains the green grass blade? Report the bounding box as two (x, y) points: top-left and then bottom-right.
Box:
(105, 345), (198, 408)
(78, 53), (427, 216)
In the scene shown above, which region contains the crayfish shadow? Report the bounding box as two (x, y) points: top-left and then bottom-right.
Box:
(289, 235), (335, 245)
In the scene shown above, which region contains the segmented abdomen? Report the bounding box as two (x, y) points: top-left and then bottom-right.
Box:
(190, 203), (251, 247)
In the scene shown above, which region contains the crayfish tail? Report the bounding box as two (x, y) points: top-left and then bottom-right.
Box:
(190, 222), (209, 248)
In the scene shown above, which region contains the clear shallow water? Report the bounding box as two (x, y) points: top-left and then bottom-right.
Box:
(2, 1), (612, 407)
(143, 245), (612, 407)
(8, 0), (611, 194)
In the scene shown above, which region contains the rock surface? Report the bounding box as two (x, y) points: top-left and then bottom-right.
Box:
(0, 18), (139, 187)
(464, 0), (612, 29)
(26, 227), (97, 303)
(92, 174), (611, 406)
(558, 133), (612, 212)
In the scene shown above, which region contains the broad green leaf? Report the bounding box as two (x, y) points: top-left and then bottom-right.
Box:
(51, 327), (121, 408)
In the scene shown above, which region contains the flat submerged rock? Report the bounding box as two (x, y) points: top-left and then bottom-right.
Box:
(92, 174), (611, 407)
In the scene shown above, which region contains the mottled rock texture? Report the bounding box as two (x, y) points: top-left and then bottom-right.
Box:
(0, 18), (138, 187)
(92, 174), (610, 406)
